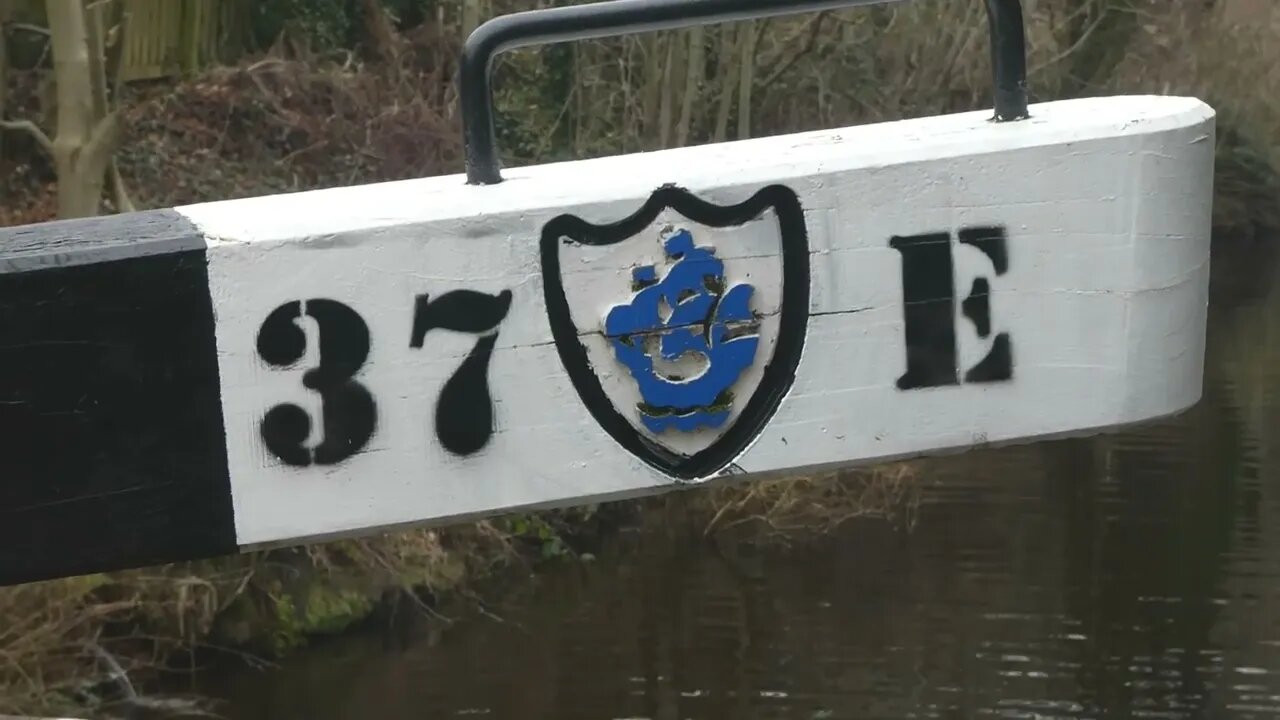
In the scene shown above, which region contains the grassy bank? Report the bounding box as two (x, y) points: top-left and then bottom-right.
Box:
(1, 0), (1278, 716)
(0, 465), (918, 718)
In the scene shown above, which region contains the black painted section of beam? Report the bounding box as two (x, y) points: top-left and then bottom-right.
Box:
(0, 228), (236, 585)
(0, 208), (207, 274)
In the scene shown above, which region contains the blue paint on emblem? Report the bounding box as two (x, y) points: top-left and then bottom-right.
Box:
(604, 229), (760, 433)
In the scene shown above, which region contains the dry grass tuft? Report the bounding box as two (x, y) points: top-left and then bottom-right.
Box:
(700, 463), (923, 544)
(0, 575), (122, 716)
(0, 566), (245, 718)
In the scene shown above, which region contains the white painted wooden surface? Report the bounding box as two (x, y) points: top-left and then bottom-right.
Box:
(179, 95), (1216, 549)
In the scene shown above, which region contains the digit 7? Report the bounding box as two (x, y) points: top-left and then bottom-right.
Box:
(410, 288), (513, 457)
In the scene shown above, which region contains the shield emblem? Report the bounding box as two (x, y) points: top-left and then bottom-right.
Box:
(540, 184), (811, 480)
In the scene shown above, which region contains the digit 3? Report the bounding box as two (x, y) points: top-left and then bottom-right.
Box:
(256, 299), (377, 466)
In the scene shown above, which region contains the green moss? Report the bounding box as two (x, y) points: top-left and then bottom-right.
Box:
(260, 583), (378, 656)
(504, 514), (571, 560)
(210, 567), (381, 657)
(269, 593), (305, 655)
(298, 584), (377, 636)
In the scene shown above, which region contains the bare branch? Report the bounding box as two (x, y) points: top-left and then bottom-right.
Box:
(8, 23), (51, 36)
(1030, 7), (1110, 77)
(0, 119), (54, 154)
(110, 34), (126, 103)
(81, 109), (123, 179)
(108, 12), (130, 107)
(108, 160), (135, 213)
(759, 13), (826, 91)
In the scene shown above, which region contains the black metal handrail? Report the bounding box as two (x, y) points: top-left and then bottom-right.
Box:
(460, 0), (1029, 185)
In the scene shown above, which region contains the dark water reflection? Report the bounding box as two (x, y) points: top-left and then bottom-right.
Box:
(190, 234), (1280, 719)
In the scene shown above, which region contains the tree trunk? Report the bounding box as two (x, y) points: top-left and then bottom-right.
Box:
(712, 26), (740, 143)
(461, 0), (482, 39)
(736, 21), (757, 140)
(657, 33), (678, 149)
(675, 26), (704, 148)
(0, 17), (9, 164)
(641, 34), (664, 145)
(362, 0), (400, 65)
(46, 0), (120, 218)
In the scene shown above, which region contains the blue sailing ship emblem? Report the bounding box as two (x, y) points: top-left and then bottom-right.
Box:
(604, 229), (760, 433)
(539, 183), (810, 480)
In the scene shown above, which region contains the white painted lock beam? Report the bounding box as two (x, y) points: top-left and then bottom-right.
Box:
(0, 95), (1214, 585)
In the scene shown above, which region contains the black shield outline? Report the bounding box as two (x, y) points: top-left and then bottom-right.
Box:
(540, 183), (811, 480)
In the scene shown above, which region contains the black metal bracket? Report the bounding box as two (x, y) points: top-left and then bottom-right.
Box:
(460, 0), (1029, 185)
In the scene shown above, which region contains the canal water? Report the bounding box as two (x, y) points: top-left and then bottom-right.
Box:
(185, 233), (1280, 719)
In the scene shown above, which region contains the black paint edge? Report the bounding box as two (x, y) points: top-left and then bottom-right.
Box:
(0, 208), (239, 586)
(0, 208), (205, 274)
(541, 183), (811, 481)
